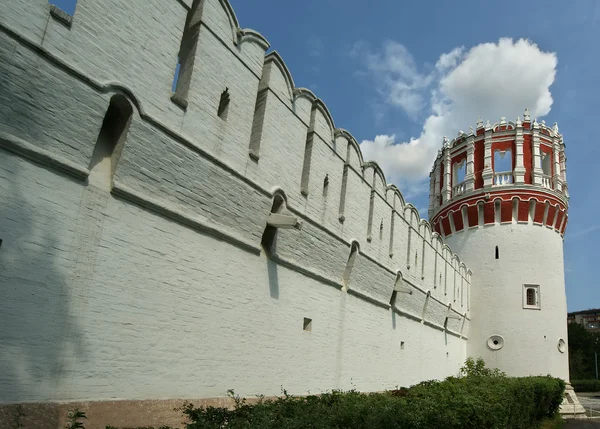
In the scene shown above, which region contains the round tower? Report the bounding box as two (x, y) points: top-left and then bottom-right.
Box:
(428, 111), (581, 411)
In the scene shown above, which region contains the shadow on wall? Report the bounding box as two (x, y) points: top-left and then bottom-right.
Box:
(0, 140), (87, 416)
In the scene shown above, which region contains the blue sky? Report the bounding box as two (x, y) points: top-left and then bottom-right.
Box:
(53, 0), (598, 312)
(228, 0), (599, 313)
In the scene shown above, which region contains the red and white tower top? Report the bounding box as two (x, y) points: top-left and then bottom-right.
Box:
(428, 109), (569, 238)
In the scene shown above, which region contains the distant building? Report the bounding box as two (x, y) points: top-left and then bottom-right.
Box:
(568, 309), (600, 332)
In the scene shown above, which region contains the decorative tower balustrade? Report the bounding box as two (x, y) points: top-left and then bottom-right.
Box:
(428, 109), (569, 237)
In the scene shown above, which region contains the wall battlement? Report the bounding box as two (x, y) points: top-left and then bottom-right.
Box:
(0, 0), (473, 425)
(0, 0), (471, 313)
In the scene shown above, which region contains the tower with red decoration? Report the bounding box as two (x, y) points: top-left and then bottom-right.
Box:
(429, 110), (582, 412)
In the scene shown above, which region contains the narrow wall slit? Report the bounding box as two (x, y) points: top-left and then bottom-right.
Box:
(338, 164), (349, 221)
(300, 133), (314, 195)
(342, 242), (359, 291)
(249, 88), (268, 159)
(88, 94), (133, 190)
(495, 246), (499, 260)
(217, 88), (230, 120)
(366, 191), (375, 241)
(171, 0), (203, 107)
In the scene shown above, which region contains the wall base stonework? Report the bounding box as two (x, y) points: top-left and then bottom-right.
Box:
(0, 397), (237, 429)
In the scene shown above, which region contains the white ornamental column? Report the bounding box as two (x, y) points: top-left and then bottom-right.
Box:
(560, 142), (569, 197)
(482, 121), (494, 187)
(513, 116), (526, 184)
(428, 167), (436, 216)
(443, 139), (452, 202)
(532, 119), (543, 186)
(434, 161), (441, 207)
(552, 123), (563, 191)
(464, 134), (475, 191)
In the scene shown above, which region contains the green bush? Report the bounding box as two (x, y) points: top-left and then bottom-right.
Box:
(571, 379), (600, 392)
(180, 359), (565, 429)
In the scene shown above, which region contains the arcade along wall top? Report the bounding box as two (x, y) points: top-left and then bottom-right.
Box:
(428, 111), (568, 238)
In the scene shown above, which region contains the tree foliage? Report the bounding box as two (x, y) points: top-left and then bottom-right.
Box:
(568, 322), (600, 380)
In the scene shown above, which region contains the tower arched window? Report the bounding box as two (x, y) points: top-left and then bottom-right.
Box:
(453, 159), (466, 185)
(493, 149), (513, 185)
(541, 151), (552, 176)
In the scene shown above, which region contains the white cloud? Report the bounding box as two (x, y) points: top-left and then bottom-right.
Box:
(355, 38), (558, 195)
(435, 47), (464, 72)
(350, 40), (433, 118)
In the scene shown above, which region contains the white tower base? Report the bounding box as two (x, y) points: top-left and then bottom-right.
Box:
(559, 383), (586, 418)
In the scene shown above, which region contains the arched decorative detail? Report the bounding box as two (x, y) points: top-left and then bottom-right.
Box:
(362, 161), (387, 193)
(263, 51), (294, 100)
(404, 204), (421, 225)
(419, 220), (432, 241)
(431, 232), (443, 249)
(386, 185), (406, 212)
(102, 82), (144, 116)
(237, 28), (270, 50)
(312, 99), (335, 141)
(217, 0), (242, 46)
(293, 87), (317, 104)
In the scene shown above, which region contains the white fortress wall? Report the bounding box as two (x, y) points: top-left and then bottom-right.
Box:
(0, 0), (471, 405)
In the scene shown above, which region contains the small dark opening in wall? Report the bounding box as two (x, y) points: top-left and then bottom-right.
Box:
(89, 94), (133, 189)
(495, 246), (499, 259)
(261, 195), (285, 255)
(493, 340), (499, 346)
(400, 341), (405, 350)
(303, 317), (312, 331)
(218, 88), (230, 120)
(0, 239), (3, 248)
(323, 174), (329, 198)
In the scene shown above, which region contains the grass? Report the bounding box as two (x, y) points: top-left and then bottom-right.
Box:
(537, 416), (566, 429)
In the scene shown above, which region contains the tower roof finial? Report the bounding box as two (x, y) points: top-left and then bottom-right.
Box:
(523, 108), (531, 121)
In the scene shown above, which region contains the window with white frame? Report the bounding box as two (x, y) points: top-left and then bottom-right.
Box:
(453, 159), (466, 185)
(523, 284), (540, 309)
(541, 151), (552, 176)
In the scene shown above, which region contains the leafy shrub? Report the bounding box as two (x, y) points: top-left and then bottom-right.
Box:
(179, 359), (565, 429)
(571, 379), (600, 392)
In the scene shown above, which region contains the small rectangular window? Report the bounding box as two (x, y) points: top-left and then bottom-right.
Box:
(523, 284), (541, 309)
(303, 317), (312, 332)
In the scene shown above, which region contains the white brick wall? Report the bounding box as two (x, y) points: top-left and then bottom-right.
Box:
(0, 0), (471, 404)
